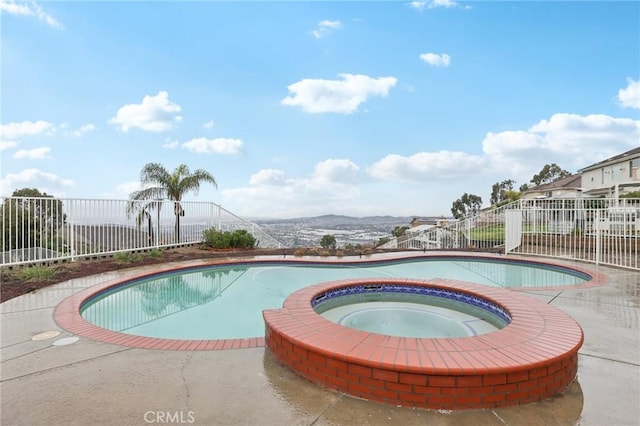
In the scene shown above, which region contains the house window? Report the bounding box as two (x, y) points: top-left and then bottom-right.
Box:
(631, 158), (640, 179)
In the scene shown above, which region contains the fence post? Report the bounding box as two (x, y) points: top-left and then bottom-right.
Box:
(595, 209), (601, 265)
(504, 212), (509, 255)
(155, 200), (161, 249)
(69, 200), (76, 262)
(465, 220), (470, 248)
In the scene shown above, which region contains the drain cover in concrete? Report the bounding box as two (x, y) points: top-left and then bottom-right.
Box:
(53, 336), (80, 346)
(32, 331), (61, 341)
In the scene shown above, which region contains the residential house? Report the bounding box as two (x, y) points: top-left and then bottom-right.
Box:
(579, 147), (640, 197)
(411, 217), (439, 227)
(521, 174), (583, 200)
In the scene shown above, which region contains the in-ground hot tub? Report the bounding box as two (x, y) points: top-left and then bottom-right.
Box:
(314, 283), (511, 338)
(263, 278), (583, 410)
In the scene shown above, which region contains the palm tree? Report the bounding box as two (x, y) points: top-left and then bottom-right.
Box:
(129, 163), (217, 243)
(125, 199), (161, 246)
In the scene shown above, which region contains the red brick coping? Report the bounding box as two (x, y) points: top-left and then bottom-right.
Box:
(54, 252), (605, 351)
(264, 277), (583, 410)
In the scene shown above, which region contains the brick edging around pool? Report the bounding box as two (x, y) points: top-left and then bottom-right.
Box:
(263, 277), (583, 410)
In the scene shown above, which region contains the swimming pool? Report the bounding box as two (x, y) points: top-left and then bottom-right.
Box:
(79, 256), (590, 340)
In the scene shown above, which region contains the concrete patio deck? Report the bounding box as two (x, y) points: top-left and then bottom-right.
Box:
(1, 254), (638, 425)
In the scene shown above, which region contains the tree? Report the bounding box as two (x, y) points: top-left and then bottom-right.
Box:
(320, 234), (337, 250)
(392, 226), (409, 237)
(129, 163), (217, 243)
(503, 190), (521, 204)
(530, 164), (571, 187)
(451, 193), (483, 219)
(1, 188), (66, 251)
(490, 179), (516, 205)
(126, 199), (160, 246)
(375, 237), (391, 247)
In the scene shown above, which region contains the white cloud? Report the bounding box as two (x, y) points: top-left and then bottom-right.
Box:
(312, 159), (360, 184)
(431, 0), (458, 8)
(528, 113), (639, 146)
(312, 20), (342, 39)
(366, 113), (639, 186)
(67, 123), (96, 137)
(182, 137), (243, 154)
(0, 0), (63, 29)
(0, 1), (30, 16)
(481, 131), (548, 177)
(618, 78), (640, 109)
(482, 113), (640, 179)
(203, 120), (215, 129)
(0, 168), (73, 196)
(0, 120), (54, 139)
(0, 140), (18, 150)
(2, 121), (95, 139)
(224, 112), (636, 217)
(368, 151), (486, 182)
(419, 52), (451, 67)
(222, 159), (361, 217)
(109, 91), (183, 133)
(410, 0), (460, 11)
(281, 73), (398, 114)
(78, 123), (96, 132)
(249, 169), (287, 186)
(13, 146), (51, 159)
(162, 138), (179, 149)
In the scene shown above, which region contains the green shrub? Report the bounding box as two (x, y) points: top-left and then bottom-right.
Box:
(115, 251), (143, 263)
(147, 248), (163, 259)
(19, 265), (55, 282)
(202, 228), (257, 249)
(621, 191), (640, 199)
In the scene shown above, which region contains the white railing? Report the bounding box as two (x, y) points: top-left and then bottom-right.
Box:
(384, 198), (639, 271)
(1, 197), (283, 266)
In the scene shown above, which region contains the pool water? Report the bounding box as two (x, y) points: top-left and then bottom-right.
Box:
(320, 301), (502, 337)
(81, 258), (588, 340)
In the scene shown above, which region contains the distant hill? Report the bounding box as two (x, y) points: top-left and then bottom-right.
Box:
(254, 214), (415, 227)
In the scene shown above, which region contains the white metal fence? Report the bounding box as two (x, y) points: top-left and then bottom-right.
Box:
(1, 197), (283, 266)
(4, 196), (639, 271)
(384, 198), (639, 271)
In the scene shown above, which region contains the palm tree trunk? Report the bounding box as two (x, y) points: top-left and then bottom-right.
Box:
(175, 213), (180, 243)
(147, 215), (154, 245)
(174, 201), (183, 243)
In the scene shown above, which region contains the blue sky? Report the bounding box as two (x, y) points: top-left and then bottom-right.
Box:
(1, 0), (639, 218)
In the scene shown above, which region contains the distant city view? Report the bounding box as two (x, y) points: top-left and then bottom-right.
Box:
(255, 215), (414, 247)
